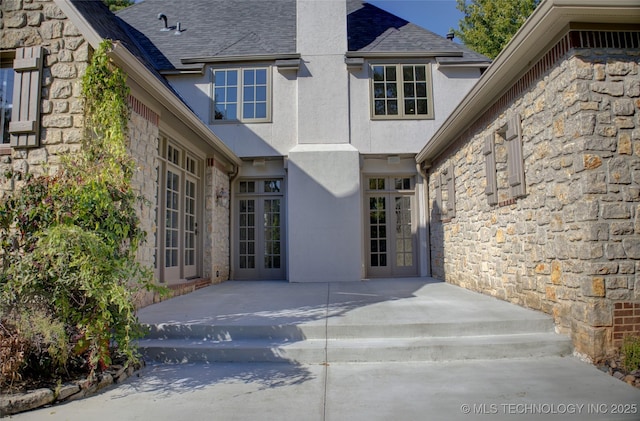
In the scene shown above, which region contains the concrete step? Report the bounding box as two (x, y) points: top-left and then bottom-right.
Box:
(144, 317), (556, 341)
(138, 332), (572, 364)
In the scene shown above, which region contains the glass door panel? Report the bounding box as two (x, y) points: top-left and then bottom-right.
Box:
(395, 196), (413, 268)
(184, 176), (197, 278)
(369, 196), (387, 268)
(264, 199), (281, 270)
(165, 169), (180, 281)
(239, 199), (256, 270)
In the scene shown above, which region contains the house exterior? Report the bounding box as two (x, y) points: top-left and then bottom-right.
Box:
(1, 0), (487, 288)
(114, 0), (489, 282)
(1, 0), (241, 301)
(416, 0), (640, 361)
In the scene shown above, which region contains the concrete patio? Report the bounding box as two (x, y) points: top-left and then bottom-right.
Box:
(10, 278), (640, 421)
(136, 278), (571, 364)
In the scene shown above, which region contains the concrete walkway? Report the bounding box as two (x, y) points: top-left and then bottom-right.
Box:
(10, 278), (640, 421)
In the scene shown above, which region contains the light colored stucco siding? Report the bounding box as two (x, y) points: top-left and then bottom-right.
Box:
(166, 68), (298, 157)
(349, 64), (482, 154)
(287, 144), (362, 282)
(297, 0), (349, 144)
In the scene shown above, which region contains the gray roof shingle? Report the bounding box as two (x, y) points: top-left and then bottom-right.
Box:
(116, 0), (297, 70)
(69, 1), (205, 118)
(114, 0), (488, 71)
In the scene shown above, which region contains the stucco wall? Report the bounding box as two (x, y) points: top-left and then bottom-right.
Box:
(427, 37), (640, 361)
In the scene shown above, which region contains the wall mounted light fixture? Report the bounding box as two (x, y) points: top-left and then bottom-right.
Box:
(216, 187), (229, 207)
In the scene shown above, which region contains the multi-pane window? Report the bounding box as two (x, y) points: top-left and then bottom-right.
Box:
(212, 67), (269, 122)
(0, 61), (14, 146)
(371, 64), (433, 119)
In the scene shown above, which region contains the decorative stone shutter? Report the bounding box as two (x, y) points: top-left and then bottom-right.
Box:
(9, 46), (43, 148)
(506, 114), (526, 198)
(483, 133), (498, 205)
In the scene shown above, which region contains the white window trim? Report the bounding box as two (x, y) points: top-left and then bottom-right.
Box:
(209, 65), (272, 124)
(369, 62), (435, 120)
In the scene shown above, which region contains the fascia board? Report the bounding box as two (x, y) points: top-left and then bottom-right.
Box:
(416, 0), (640, 164)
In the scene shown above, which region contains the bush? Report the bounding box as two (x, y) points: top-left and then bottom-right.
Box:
(0, 307), (69, 389)
(0, 40), (156, 389)
(622, 335), (640, 372)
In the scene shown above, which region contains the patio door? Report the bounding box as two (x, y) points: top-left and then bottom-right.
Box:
(366, 176), (417, 278)
(157, 141), (201, 284)
(234, 179), (285, 280)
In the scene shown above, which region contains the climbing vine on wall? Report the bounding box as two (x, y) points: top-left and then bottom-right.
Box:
(0, 40), (153, 388)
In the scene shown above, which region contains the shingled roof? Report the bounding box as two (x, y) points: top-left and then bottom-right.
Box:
(115, 0), (489, 71)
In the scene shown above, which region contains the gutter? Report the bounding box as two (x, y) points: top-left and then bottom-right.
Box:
(181, 53), (301, 65)
(415, 0), (640, 165)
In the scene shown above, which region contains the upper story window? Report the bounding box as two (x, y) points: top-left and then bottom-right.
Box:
(370, 64), (434, 120)
(1, 56), (15, 147)
(211, 67), (270, 123)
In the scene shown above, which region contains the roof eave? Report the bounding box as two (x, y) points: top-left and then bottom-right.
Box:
(53, 0), (242, 169)
(345, 51), (464, 59)
(181, 53), (301, 65)
(416, 0), (640, 164)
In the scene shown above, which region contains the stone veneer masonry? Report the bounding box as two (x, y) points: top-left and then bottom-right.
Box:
(1, 1), (231, 304)
(205, 158), (231, 284)
(0, 0), (159, 274)
(1, 0), (89, 195)
(428, 29), (640, 361)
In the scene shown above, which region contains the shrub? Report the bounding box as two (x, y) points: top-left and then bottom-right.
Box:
(0, 40), (156, 388)
(621, 335), (640, 372)
(0, 307), (69, 389)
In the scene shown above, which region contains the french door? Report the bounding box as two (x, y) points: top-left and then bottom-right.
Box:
(234, 179), (285, 280)
(366, 176), (417, 277)
(158, 141), (201, 283)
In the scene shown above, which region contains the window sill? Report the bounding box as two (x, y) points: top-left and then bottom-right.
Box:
(371, 116), (435, 121)
(0, 146), (11, 156)
(212, 119), (272, 125)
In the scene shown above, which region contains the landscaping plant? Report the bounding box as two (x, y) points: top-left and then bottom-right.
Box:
(622, 335), (640, 373)
(0, 40), (154, 389)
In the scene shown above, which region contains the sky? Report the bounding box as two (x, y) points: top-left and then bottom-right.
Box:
(369, 0), (464, 40)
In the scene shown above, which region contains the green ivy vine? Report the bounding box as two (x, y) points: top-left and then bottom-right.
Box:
(0, 39), (154, 386)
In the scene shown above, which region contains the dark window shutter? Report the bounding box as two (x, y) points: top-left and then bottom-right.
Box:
(506, 114), (526, 198)
(483, 133), (497, 205)
(434, 172), (443, 216)
(10, 46), (43, 148)
(444, 163), (455, 218)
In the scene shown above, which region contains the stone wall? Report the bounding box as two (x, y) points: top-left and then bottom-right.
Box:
(1, 0), (88, 195)
(205, 158), (230, 284)
(128, 97), (159, 272)
(428, 30), (640, 361)
(1, 0), (162, 292)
